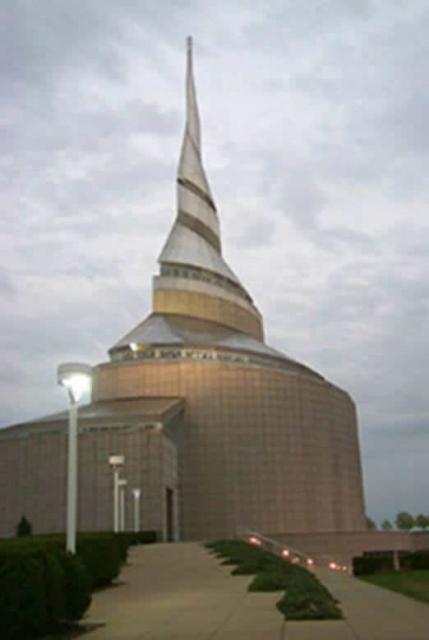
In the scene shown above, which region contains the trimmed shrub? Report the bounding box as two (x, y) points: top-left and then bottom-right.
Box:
(354, 550), (429, 575)
(133, 530), (157, 545)
(113, 533), (130, 563)
(0, 549), (50, 640)
(0, 531), (132, 590)
(16, 516), (32, 537)
(277, 581), (342, 620)
(77, 534), (122, 588)
(353, 554), (394, 575)
(400, 551), (429, 571)
(114, 530), (157, 550)
(231, 552), (285, 576)
(59, 552), (91, 620)
(248, 570), (288, 591)
(40, 548), (66, 626)
(208, 539), (342, 620)
(0, 535), (110, 638)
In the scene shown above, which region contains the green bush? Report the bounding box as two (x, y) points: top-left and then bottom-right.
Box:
(77, 534), (122, 589)
(0, 533), (123, 638)
(0, 531), (134, 590)
(114, 532), (134, 561)
(401, 551), (429, 571)
(353, 554), (394, 575)
(59, 552), (91, 620)
(40, 549), (66, 625)
(115, 530), (158, 549)
(0, 529), (155, 637)
(248, 569), (288, 591)
(133, 530), (158, 545)
(0, 546), (88, 639)
(16, 515), (32, 537)
(0, 549), (48, 640)
(208, 539), (342, 620)
(232, 551), (288, 576)
(354, 551), (429, 575)
(277, 581), (342, 620)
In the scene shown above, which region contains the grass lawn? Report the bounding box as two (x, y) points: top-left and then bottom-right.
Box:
(361, 570), (429, 604)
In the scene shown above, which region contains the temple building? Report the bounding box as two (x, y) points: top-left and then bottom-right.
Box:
(0, 39), (366, 542)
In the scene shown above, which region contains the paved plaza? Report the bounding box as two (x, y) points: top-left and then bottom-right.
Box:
(84, 542), (429, 640)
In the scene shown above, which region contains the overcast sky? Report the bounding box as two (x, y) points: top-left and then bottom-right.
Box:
(1, 1), (428, 526)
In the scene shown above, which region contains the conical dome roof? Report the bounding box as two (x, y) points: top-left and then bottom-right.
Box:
(109, 39), (322, 375)
(158, 38), (249, 292)
(153, 37), (263, 340)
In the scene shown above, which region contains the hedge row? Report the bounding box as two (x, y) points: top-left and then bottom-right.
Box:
(115, 530), (158, 555)
(0, 545), (91, 640)
(207, 539), (342, 620)
(0, 530), (157, 640)
(353, 554), (395, 575)
(401, 551), (429, 571)
(353, 550), (429, 575)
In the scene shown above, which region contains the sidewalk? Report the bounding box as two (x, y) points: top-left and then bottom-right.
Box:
(84, 542), (429, 640)
(302, 567), (429, 640)
(85, 542), (283, 639)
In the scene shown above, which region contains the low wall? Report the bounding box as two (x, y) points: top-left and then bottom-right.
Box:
(268, 531), (429, 564)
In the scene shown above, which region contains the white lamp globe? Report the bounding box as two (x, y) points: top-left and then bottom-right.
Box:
(57, 362), (92, 403)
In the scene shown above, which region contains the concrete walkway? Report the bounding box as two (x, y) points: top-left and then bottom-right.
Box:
(85, 542), (283, 639)
(84, 542), (429, 640)
(304, 567), (429, 640)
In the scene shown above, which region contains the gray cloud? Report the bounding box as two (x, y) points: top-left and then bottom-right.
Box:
(1, 0), (428, 525)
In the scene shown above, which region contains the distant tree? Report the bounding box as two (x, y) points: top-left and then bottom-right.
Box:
(381, 519), (393, 530)
(395, 511), (415, 531)
(16, 515), (32, 537)
(366, 516), (377, 531)
(415, 514), (429, 530)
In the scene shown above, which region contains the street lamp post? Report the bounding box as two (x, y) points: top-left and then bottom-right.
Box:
(118, 478), (128, 532)
(57, 362), (92, 554)
(108, 455), (124, 533)
(132, 488), (141, 533)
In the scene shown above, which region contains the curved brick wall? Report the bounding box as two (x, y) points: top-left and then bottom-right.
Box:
(93, 358), (366, 540)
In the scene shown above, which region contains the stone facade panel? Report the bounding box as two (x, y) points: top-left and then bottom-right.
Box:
(93, 359), (366, 540)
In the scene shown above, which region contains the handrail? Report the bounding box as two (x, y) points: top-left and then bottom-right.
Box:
(238, 528), (315, 567)
(238, 528), (349, 573)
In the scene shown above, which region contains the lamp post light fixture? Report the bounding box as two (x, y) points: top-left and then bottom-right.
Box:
(108, 455), (124, 533)
(57, 362), (92, 554)
(118, 478), (128, 532)
(132, 488), (141, 533)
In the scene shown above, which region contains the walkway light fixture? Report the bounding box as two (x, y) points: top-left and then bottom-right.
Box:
(132, 488), (141, 532)
(57, 362), (92, 553)
(118, 477), (128, 532)
(109, 455), (125, 533)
